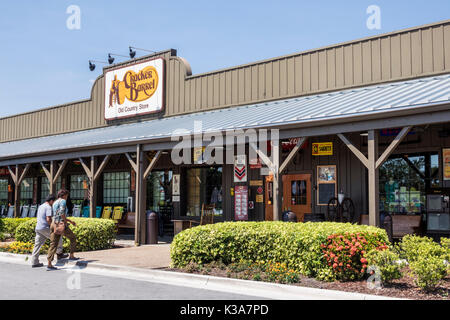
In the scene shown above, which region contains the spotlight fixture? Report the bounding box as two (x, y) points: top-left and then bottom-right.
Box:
(88, 60), (107, 72)
(129, 46), (157, 58)
(107, 53), (130, 65)
(108, 54), (114, 65)
(129, 47), (136, 58)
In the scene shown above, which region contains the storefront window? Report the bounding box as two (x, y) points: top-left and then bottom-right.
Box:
(103, 172), (130, 204)
(185, 167), (223, 217)
(147, 170), (173, 212)
(0, 179), (8, 205)
(40, 177), (61, 202)
(379, 152), (439, 215)
(20, 178), (33, 203)
(70, 175), (88, 200)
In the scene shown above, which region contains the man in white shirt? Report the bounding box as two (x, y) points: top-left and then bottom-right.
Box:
(30, 194), (67, 268)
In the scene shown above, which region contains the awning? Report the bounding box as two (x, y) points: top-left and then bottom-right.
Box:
(1, 74), (449, 161)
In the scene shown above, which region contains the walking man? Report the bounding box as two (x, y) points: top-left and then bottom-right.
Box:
(31, 194), (68, 268)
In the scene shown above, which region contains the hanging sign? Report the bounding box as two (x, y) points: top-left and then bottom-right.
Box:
(234, 155), (247, 182)
(0, 168), (8, 175)
(317, 165), (337, 205)
(443, 149), (450, 181)
(312, 142), (333, 156)
(234, 186), (248, 221)
(249, 157), (262, 169)
(104, 57), (165, 120)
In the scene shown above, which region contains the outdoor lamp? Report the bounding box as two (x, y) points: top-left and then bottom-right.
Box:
(129, 47), (136, 58)
(89, 61), (95, 71)
(108, 54), (115, 64)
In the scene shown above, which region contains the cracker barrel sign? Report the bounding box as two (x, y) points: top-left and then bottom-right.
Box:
(312, 142), (333, 156)
(104, 58), (164, 120)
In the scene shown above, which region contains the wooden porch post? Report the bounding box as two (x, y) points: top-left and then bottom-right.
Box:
(338, 126), (411, 227)
(135, 145), (146, 245)
(8, 164), (31, 218)
(367, 130), (380, 227)
(272, 139), (280, 221)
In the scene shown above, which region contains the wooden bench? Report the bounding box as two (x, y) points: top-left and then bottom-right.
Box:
(360, 214), (422, 239)
(118, 212), (135, 230)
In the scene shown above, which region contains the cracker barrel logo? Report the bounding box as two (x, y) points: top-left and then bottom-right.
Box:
(312, 142), (333, 156)
(109, 66), (159, 107)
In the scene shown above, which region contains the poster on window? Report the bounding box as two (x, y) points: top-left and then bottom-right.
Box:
(234, 186), (248, 221)
(234, 155), (247, 182)
(443, 149), (450, 181)
(172, 174), (180, 195)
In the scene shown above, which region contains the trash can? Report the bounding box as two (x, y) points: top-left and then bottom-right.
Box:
(146, 211), (158, 244)
(382, 213), (393, 243)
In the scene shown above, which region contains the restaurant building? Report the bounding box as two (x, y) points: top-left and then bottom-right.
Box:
(1, 20), (450, 243)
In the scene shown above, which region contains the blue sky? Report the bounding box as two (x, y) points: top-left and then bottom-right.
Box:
(0, 0), (448, 117)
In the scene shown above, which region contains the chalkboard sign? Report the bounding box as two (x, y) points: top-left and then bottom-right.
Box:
(318, 183), (336, 205)
(317, 165), (337, 205)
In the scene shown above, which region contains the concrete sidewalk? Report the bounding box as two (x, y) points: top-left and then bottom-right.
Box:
(75, 244), (171, 269)
(0, 251), (400, 300)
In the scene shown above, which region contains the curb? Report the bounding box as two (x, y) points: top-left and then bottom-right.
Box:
(0, 252), (401, 300)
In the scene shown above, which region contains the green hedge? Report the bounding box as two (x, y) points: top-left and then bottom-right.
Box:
(0, 218), (34, 237)
(15, 218), (117, 252)
(170, 221), (388, 281)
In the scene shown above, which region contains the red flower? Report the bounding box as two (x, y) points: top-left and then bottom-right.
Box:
(360, 258), (367, 264)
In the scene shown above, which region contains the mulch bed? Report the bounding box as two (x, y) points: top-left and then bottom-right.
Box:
(167, 266), (449, 300)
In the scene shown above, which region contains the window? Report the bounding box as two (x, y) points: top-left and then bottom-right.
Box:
(184, 167), (223, 217)
(0, 179), (8, 205)
(70, 175), (88, 200)
(20, 178), (33, 202)
(379, 152), (439, 215)
(291, 180), (307, 205)
(40, 177), (62, 202)
(103, 172), (130, 204)
(147, 170), (173, 211)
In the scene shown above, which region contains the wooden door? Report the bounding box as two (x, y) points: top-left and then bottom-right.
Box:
(282, 174), (312, 222)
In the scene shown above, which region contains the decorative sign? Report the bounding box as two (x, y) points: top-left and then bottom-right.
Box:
(317, 165), (337, 205)
(249, 157), (262, 169)
(282, 138), (307, 152)
(443, 149), (450, 181)
(312, 142), (333, 156)
(193, 147), (206, 164)
(172, 195), (180, 202)
(250, 180), (263, 187)
(249, 201), (255, 210)
(0, 168), (7, 175)
(234, 186), (248, 221)
(256, 194), (264, 203)
(172, 174), (180, 196)
(380, 128), (415, 137)
(257, 186), (263, 195)
(104, 58), (164, 120)
(234, 155), (247, 182)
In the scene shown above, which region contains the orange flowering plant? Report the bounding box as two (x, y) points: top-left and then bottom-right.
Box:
(321, 232), (389, 281)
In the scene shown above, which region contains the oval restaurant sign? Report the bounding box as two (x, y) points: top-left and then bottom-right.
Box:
(104, 58), (164, 120)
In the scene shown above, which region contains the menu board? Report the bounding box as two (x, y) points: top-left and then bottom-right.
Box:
(317, 165), (337, 205)
(234, 186), (248, 221)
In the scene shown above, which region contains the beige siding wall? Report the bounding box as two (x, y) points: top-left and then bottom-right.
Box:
(1, 21), (450, 143)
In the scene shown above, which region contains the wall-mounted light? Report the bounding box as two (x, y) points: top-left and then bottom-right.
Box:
(88, 60), (107, 72)
(108, 53), (129, 65)
(129, 46), (157, 59)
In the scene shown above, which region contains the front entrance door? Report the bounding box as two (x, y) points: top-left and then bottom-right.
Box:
(282, 174), (312, 222)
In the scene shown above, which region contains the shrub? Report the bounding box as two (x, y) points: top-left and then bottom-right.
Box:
(170, 221), (388, 281)
(15, 218), (116, 252)
(321, 233), (389, 281)
(0, 232), (5, 242)
(409, 255), (448, 291)
(0, 218), (34, 237)
(398, 235), (447, 262)
(365, 248), (403, 284)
